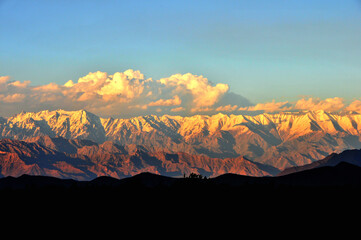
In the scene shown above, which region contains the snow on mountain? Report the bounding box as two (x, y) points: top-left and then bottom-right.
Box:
(1, 109), (105, 142)
(1, 109), (361, 170)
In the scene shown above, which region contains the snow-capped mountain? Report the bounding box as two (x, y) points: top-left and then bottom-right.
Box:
(1, 109), (361, 170)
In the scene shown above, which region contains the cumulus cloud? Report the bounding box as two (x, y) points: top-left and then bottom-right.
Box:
(159, 73), (229, 111)
(33, 82), (62, 92)
(0, 76), (10, 85)
(62, 70), (148, 103)
(170, 107), (185, 112)
(148, 95), (182, 107)
(239, 100), (291, 113)
(8, 80), (31, 88)
(215, 105), (239, 112)
(97, 70), (146, 101)
(294, 97), (345, 112)
(345, 99), (361, 113)
(4, 70), (360, 118)
(237, 97), (353, 114)
(0, 76), (10, 91)
(0, 70), (239, 117)
(0, 93), (26, 103)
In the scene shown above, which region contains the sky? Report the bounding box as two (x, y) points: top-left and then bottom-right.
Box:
(1, 0), (361, 117)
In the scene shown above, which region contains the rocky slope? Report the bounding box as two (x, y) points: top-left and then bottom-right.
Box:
(2, 109), (361, 169)
(278, 148), (361, 176)
(0, 137), (274, 180)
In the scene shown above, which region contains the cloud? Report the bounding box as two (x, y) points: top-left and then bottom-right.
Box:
(170, 107), (185, 112)
(148, 95), (181, 107)
(129, 104), (148, 110)
(294, 97), (345, 112)
(0, 76), (10, 85)
(33, 82), (62, 92)
(215, 105), (239, 112)
(0, 71), (240, 117)
(62, 70), (148, 103)
(8, 80), (31, 88)
(345, 99), (361, 113)
(3, 70), (361, 118)
(0, 76), (11, 91)
(97, 70), (146, 101)
(0, 93), (26, 103)
(159, 73), (229, 110)
(237, 97), (352, 114)
(239, 100), (291, 113)
(3, 71), (361, 118)
(191, 107), (214, 113)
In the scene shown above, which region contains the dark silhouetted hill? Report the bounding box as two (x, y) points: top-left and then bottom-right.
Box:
(279, 148), (361, 176)
(2, 161), (361, 191)
(2, 163), (361, 219)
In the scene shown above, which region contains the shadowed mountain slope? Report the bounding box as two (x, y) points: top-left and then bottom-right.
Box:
(0, 137), (276, 180)
(279, 148), (361, 176)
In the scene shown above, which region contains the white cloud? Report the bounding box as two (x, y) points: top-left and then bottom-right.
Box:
(0, 93), (26, 103)
(0, 76), (10, 85)
(0, 71), (237, 117)
(148, 95), (181, 107)
(159, 73), (229, 110)
(97, 70), (146, 101)
(239, 100), (291, 113)
(239, 97), (349, 114)
(345, 99), (361, 113)
(215, 105), (239, 112)
(3, 71), (361, 118)
(3, 72), (361, 118)
(294, 97), (345, 112)
(8, 80), (31, 88)
(62, 70), (148, 103)
(170, 107), (185, 112)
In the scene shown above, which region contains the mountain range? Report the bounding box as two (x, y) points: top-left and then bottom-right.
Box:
(278, 148), (361, 176)
(0, 136), (276, 180)
(1, 109), (361, 172)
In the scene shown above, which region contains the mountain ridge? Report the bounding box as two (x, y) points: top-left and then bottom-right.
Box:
(0, 137), (275, 180)
(2, 161), (361, 190)
(278, 148), (361, 176)
(2, 109), (361, 169)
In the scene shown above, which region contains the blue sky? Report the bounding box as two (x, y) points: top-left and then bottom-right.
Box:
(1, 0), (361, 106)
